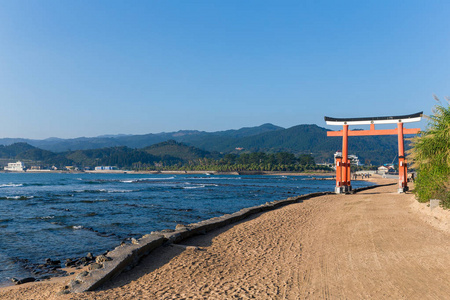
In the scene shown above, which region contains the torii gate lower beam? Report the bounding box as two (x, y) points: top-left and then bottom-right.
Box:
(325, 112), (422, 194)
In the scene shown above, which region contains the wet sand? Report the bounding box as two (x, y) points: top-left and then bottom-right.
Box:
(1, 178), (449, 299)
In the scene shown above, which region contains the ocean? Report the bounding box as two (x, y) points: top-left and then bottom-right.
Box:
(0, 172), (373, 286)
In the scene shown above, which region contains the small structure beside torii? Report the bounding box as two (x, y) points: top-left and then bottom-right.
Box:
(324, 112), (422, 194)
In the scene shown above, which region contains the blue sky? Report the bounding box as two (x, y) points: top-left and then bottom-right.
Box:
(0, 1), (449, 139)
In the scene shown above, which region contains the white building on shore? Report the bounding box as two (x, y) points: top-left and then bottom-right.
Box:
(333, 152), (361, 167)
(4, 161), (26, 172)
(95, 166), (117, 171)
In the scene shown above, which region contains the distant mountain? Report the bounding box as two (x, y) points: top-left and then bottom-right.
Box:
(0, 123), (408, 165)
(0, 141), (211, 169)
(214, 123), (284, 138)
(0, 123), (284, 152)
(0, 143), (72, 166)
(143, 140), (218, 161)
(65, 146), (167, 168)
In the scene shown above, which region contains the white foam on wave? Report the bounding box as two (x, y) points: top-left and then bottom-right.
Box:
(187, 177), (241, 180)
(120, 177), (175, 183)
(0, 183), (24, 188)
(72, 225), (83, 230)
(75, 189), (133, 193)
(106, 189), (134, 193)
(183, 185), (206, 189)
(5, 195), (34, 200)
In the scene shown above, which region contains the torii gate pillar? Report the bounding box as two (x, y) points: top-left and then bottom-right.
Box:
(325, 112), (422, 194)
(397, 122), (408, 193)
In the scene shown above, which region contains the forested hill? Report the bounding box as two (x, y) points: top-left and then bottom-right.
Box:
(0, 142), (214, 169)
(0, 123), (283, 153)
(0, 141), (319, 172)
(0, 123), (408, 165)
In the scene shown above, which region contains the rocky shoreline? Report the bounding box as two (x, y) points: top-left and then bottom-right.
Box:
(10, 252), (111, 286)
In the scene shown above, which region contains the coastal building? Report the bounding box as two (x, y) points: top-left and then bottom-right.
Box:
(378, 165), (396, 174)
(95, 166), (117, 171)
(333, 152), (361, 167)
(4, 161), (26, 172)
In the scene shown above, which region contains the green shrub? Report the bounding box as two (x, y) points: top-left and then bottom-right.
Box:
(409, 96), (450, 208)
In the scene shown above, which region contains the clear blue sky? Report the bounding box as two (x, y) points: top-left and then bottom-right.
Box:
(1, 0), (449, 139)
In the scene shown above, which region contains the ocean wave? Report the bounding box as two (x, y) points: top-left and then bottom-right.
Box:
(107, 189), (134, 193)
(0, 183), (23, 188)
(23, 183), (48, 187)
(183, 184), (206, 189)
(120, 177), (175, 183)
(183, 182), (218, 189)
(0, 196), (34, 200)
(74, 189), (134, 194)
(80, 199), (110, 203)
(74, 189), (106, 194)
(185, 177), (241, 180)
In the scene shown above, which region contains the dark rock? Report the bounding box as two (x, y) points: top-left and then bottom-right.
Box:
(13, 277), (36, 285)
(86, 252), (94, 260)
(65, 258), (76, 267)
(45, 258), (61, 266)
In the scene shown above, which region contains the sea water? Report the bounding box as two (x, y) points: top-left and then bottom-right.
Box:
(0, 173), (373, 285)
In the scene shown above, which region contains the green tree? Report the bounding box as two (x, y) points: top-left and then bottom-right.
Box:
(410, 97), (450, 208)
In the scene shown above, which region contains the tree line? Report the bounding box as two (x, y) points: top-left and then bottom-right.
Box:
(0, 142), (332, 173)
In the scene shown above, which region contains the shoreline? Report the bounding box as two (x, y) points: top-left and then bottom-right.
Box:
(1, 176), (448, 299)
(0, 175), (378, 291)
(1, 169), (335, 176)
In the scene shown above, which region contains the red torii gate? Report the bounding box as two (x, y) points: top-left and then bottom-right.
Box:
(324, 112), (422, 194)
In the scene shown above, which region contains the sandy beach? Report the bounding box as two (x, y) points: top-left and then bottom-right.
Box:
(1, 177), (449, 299)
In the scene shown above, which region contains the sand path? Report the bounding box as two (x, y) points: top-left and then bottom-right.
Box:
(1, 183), (449, 299)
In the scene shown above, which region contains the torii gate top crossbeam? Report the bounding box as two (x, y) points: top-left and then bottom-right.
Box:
(324, 112), (423, 126)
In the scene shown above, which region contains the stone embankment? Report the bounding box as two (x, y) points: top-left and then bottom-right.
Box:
(64, 183), (389, 294)
(58, 189), (354, 294)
